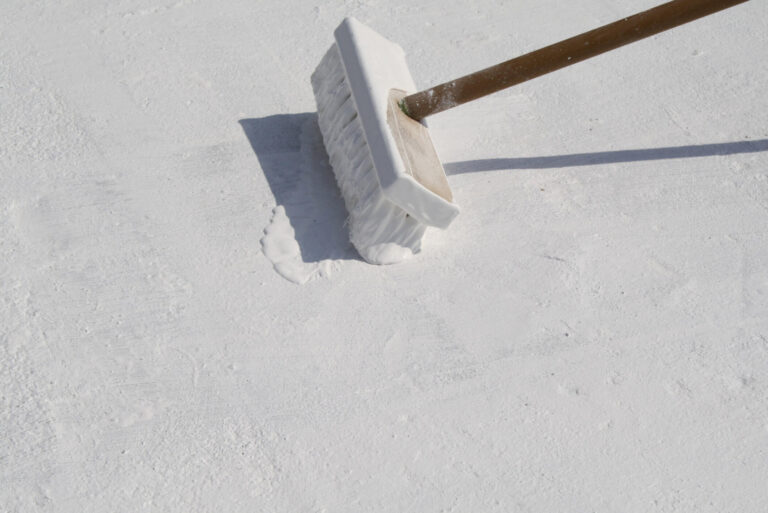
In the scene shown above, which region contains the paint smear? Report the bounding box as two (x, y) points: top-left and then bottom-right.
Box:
(260, 116), (353, 284)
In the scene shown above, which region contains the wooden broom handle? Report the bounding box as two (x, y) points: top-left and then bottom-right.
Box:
(400, 0), (748, 121)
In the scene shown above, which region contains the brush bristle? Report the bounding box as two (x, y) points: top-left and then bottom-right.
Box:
(312, 45), (426, 265)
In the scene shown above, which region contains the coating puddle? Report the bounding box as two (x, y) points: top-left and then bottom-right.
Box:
(260, 116), (354, 284)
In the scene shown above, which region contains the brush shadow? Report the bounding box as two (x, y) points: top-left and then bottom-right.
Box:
(444, 138), (768, 174)
(239, 114), (358, 263)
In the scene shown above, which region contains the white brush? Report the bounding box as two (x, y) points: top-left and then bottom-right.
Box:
(311, 18), (459, 265)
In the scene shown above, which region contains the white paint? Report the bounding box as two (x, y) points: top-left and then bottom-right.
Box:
(259, 116), (349, 282)
(261, 205), (306, 283)
(261, 206), (341, 284)
(2, 1), (768, 511)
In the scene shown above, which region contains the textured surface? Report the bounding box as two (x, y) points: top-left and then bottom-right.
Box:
(2, 0), (768, 511)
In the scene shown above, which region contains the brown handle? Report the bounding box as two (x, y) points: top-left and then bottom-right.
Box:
(401, 0), (748, 121)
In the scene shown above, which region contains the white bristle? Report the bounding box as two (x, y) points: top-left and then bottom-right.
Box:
(312, 44), (426, 264)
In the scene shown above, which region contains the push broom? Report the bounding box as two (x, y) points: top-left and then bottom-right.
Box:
(311, 0), (748, 264)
